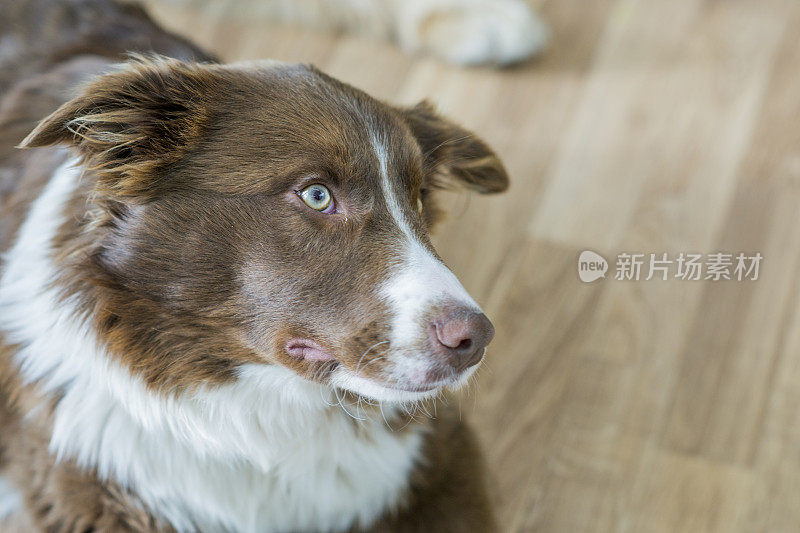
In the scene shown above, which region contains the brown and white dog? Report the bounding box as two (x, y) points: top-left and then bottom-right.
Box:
(0, 1), (508, 531)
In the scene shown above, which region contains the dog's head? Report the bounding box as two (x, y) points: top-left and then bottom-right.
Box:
(22, 56), (508, 403)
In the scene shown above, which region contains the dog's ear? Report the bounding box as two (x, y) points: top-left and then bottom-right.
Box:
(400, 101), (509, 194)
(19, 55), (210, 200)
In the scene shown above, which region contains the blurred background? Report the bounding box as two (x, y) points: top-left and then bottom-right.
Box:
(139, 1), (800, 531)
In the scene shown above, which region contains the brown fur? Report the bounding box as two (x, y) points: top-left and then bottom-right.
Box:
(0, 0), (507, 530)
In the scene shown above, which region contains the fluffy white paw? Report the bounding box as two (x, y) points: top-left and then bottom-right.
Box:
(394, 0), (549, 66)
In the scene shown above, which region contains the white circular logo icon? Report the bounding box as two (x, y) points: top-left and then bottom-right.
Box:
(578, 250), (608, 282)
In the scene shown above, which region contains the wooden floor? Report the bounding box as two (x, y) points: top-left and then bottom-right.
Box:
(142, 1), (800, 531)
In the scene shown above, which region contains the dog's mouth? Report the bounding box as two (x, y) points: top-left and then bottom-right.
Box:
(284, 337), (478, 402)
(328, 365), (474, 404)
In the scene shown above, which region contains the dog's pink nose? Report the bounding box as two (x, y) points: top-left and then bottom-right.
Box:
(433, 310), (495, 371)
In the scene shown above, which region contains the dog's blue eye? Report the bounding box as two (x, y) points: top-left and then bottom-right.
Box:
(299, 184), (333, 212)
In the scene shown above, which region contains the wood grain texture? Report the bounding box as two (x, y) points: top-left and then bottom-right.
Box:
(139, 0), (800, 530)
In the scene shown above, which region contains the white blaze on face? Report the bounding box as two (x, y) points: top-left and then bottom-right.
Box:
(313, 130), (488, 402)
(330, 132), (483, 402)
(371, 132), (480, 355)
(383, 239), (479, 350)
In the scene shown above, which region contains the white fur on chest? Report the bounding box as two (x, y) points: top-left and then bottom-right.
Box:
(0, 156), (424, 532)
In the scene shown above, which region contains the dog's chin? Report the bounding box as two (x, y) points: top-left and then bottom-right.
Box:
(328, 364), (479, 404)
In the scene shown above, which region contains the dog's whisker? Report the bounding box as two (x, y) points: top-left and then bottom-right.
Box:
(319, 384), (337, 408)
(335, 388), (366, 422)
(356, 355), (387, 375)
(355, 340), (389, 375)
(419, 400), (433, 419)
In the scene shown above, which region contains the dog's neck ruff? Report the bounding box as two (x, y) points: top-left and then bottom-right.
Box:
(0, 154), (423, 532)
